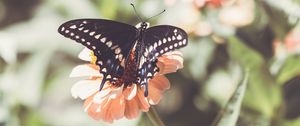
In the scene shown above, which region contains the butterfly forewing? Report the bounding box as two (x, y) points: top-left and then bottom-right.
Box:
(143, 25), (188, 58)
(58, 19), (139, 88)
(137, 25), (188, 94)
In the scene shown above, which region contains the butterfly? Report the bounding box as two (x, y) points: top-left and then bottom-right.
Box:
(58, 16), (187, 97)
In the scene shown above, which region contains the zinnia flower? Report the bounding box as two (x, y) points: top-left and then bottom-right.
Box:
(70, 47), (184, 123)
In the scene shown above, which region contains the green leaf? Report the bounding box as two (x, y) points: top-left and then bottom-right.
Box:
(227, 36), (282, 118)
(283, 117), (300, 126)
(276, 55), (300, 85)
(25, 111), (44, 126)
(212, 71), (249, 126)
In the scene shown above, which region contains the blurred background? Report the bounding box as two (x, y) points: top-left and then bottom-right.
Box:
(0, 0), (300, 126)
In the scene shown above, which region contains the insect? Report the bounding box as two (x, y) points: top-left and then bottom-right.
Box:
(58, 4), (188, 97)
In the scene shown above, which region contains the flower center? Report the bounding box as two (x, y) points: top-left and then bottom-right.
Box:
(114, 50), (138, 88)
(89, 51), (97, 64)
(89, 50), (138, 88)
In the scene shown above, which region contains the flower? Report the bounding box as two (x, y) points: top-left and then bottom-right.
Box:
(70, 48), (184, 123)
(273, 29), (300, 57)
(194, 0), (223, 8)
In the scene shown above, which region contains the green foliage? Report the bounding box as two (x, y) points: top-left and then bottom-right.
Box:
(228, 36), (282, 118)
(276, 55), (300, 85)
(213, 71), (248, 126)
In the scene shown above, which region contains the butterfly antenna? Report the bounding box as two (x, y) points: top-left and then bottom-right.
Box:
(145, 9), (166, 22)
(131, 3), (143, 22)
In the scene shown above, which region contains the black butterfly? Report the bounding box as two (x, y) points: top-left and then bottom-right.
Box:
(58, 18), (188, 96)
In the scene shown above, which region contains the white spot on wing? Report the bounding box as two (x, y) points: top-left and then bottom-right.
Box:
(149, 46), (153, 52)
(70, 33), (74, 36)
(78, 27), (84, 31)
(163, 38), (167, 43)
(94, 34), (101, 39)
(87, 42), (91, 45)
(65, 30), (69, 33)
(160, 50), (164, 54)
(75, 36), (80, 39)
(183, 39), (187, 45)
(115, 48), (121, 54)
(179, 41), (183, 46)
(101, 37), (106, 43)
(144, 51), (148, 57)
(172, 36), (176, 40)
(70, 25), (77, 29)
(168, 37), (171, 41)
(84, 29), (89, 33)
(158, 40), (162, 46)
(111, 45), (118, 50)
(61, 27), (65, 31)
(164, 47), (168, 51)
(106, 41), (112, 47)
(89, 31), (95, 36)
(177, 34), (182, 40)
(174, 43), (178, 47)
(98, 61), (103, 65)
(154, 42), (157, 48)
(92, 46), (96, 49)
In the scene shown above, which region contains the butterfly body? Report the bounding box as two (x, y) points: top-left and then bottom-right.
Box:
(58, 19), (188, 96)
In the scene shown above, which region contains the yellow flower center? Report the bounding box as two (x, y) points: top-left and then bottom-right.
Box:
(89, 51), (97, 64)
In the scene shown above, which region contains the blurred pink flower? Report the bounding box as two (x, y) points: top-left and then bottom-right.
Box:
(194, 0), (223, 8)
(219, 0), (254, 27)
(273, 29), (300, 55)
(284, 30), (300, 52)
(70, 48), (184, 123)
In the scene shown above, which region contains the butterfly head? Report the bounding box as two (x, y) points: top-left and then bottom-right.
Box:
(135, 22), (150, 30)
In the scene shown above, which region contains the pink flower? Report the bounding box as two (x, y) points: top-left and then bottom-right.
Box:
(70, 48), (184, 123)
(194, 0), (223, 8)
(273, 29), (300, 56)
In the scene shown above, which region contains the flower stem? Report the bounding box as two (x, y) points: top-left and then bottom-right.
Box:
(146, 106), (165, 126)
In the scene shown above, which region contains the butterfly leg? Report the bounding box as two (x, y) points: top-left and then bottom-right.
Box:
(99, 76), (107, 91)
(144, 81), (149, 97)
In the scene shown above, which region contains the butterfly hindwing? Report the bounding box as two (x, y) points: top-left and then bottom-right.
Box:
(58, 19), (139, 90)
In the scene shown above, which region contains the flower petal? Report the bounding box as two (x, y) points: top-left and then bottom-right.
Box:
(108, 85), (124, 99)
(110, 96), (125, 120)
(123, 84), (137, 100)
(78, 47), (92, 61)
(83, 96), (93, 112)
(150, 75), (170, 91)
(101, 98), (113, 123)
(69, 64), (101, 77)
(124, 98), (140, 119)
(157, 51), (184, 74)
(148, 84), (163, 105)
(147, 76), (170, 105)
(86, 102), (102, 120)
(93, 92), (109, 104)
(71, 79), (101, 99)
(136, 88), (150, 112)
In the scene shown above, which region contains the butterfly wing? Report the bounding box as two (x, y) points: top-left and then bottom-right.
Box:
(138, 25), (188, 96)
(58, 19), (139, 90)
